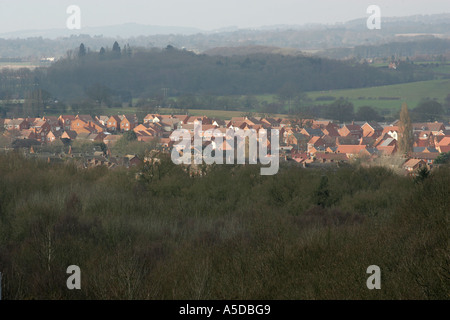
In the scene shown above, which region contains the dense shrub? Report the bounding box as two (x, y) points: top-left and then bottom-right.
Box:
(0, 153), (448, 299)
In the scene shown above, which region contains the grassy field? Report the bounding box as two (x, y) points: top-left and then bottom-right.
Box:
(249, 79), (450, 112)
(306, 79), (450, 110)
(157, 108), (288, 119)
(5, 73), (448, 119)
(0, 62), (46, 70)
(42, 77), (449, 119)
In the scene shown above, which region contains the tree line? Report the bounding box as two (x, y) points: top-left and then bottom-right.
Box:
(29, 44), (436, 103)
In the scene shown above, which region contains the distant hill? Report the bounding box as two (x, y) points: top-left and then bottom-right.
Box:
(33, 47), (433, 102)
(203, 46), (304, 57)
(0, 23), (204, 39)
(0, 13), (449, 59)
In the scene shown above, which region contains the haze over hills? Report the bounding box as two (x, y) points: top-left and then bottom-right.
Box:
(0, 13), (449, 59)
(0, 23), (205, 39)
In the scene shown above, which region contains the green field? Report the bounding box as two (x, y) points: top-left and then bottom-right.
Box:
(47, 78), (450, 119)
(157, 108), (267, 119)
(306, 79), (450, 110)
(233, 78), (450, 113)
(5, 76), (449, 119)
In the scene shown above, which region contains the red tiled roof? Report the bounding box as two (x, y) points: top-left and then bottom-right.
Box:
(437, 137), (450, 147)
(336, 145), (368, 155)
(403, 158), (424, 168)
(438, 145), (450, 153)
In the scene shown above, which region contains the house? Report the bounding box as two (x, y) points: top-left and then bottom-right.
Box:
(70, 118), (89, 132)
(104, 135), (122, 146)
(336, 136), (360, 146)
(88, 121), (106, 133)
(58, 115), (77, 130)
(403, 158), (426, 172)
(379, 137), (397, 148)
(30, 119), (51, 135)
(172, 115), (190, 124)
(307, 136), (326, 153)
(42, 116), (60, 129)
(72, 124), (97, 135)
(300, 127), (324, 137)
(76, 114), (94, 123)
(409, 152), (440, 165)
(376, 145), (397, 156)
(133, 123), (163, 142)
(83, 132), (107, 142)
(158, 117), (183, 130)
(261, 118), (281, 127)
(286, 133), (308, 151)
(61, 130), (78, 140)
(106, 115), (121, 132)
(336, 145), (370, 157)
(95, 116), (110, 126)
(289, 152), (309, 163)
(413, 122), (445, 135)
(435, 136), (450, 148)
(312, 120), (333, 128)
(279, 118), (292, 127)
(361, 122), (383, 138)
(120, 114), (138, 132)
(338, 123), (363, 139)
(382, 126), (399, 141)
(158, 121), (177, 132)
(211, 118), (227, 128)
(227, 120), (252, 130)
(437, 145), (450, 153)
(6, 119), (28, 131)
(45, 130), (63, 143)
(307, 145), (327, 155)
(314, 152), (349, 163)
(230, 116), (256, 125)
(18, 129), (37, 140)
(322, 123), (340, 137)
(359, 137), (376, 147)
(143, 114), (162, 124)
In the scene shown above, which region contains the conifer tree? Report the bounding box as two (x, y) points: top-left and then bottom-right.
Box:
(398, 103), (414, 155)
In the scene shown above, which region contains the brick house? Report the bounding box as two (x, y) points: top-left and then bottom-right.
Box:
(120, 114), (138, 132)
(403, 159), (426, 172)
(6, 119), (28, 131)
(361, 122), (383, 138)
(106, 115), (122, 132)
(58, 115), (77, 130)
(338, 123), (363, 139)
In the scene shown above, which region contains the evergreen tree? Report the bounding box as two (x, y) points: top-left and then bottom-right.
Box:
(112, 41), (121, 58)
(78, 43), (86, 58)
(398, 103), (414, 155)
(125, 44), (132, 57)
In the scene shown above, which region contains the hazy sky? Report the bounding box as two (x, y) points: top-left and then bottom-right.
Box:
(1, 0), (449, 33)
